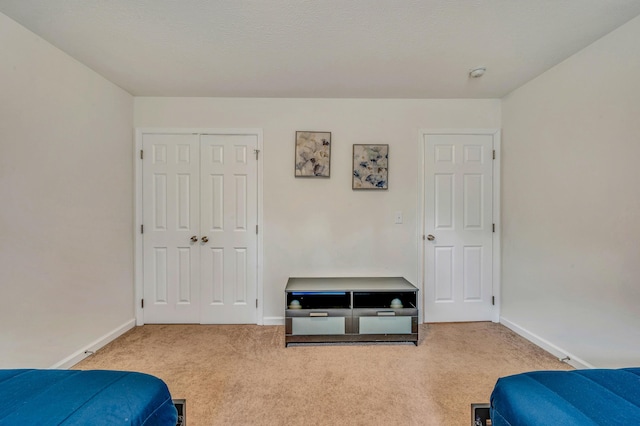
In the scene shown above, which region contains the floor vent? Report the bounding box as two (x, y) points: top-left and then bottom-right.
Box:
(471, 403), (491, 426)
(173, 399), (186, 426)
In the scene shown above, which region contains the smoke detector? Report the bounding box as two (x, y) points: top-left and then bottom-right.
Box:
(469, 67), (486, 78)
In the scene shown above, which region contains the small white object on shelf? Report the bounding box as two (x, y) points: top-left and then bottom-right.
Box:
(390, 298), (403, 308)
(289, 299), (302, 309)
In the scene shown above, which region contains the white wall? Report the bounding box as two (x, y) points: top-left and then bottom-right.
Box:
(135, 98), (500, 321)
(0, 13), (135, 368)
(501, 15), (640, 368)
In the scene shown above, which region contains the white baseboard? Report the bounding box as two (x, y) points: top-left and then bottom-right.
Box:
(262, 316), (285, 326)
(50, 319), (136, 369)
(500, 316), (594, 370)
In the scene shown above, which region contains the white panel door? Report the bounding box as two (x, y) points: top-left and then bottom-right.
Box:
(142, 134), (201, 323)
(199, 134), (257, 324)
(424, 134), (494, 322)
(142, 132), (258, 324)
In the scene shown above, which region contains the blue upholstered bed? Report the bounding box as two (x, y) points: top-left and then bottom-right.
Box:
(490, 368), (640, 425)
(0, 369), (177, 425)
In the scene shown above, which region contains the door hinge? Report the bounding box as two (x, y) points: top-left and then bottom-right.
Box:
(492, 150), (495, 160)
(256, 299), (258, 308)
(492, 223), (495, 232)
(492, 296), (495, 306)
(256, 224), (258, 234)
(254, 149), (260, 160)
(141, 299), (144, 309)
(140, 149), (144, 160)
(141, 224), (144, 234)
(422, 235), (425, 241)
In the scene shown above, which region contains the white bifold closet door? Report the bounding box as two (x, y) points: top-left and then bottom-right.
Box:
(142, 133), (257, 324)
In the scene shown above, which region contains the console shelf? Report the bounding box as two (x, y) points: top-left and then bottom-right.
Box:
(285, 277), (419, 346)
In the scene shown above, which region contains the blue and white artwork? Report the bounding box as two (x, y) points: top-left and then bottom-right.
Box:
(295, 131), (331, 177)
(352, 144), (389, 189)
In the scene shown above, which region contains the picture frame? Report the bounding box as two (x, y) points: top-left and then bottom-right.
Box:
(295, 131), (331, 177)
(352, 144), (389, 189)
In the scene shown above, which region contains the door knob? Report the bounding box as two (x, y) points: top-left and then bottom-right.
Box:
(190, 236), (198, 242)
(426, 234), (435, 241)
(201, 236), (209, 243)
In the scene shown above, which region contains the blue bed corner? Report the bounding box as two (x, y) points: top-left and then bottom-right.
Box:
(490, 367), (640, 425)
(0, 369), (177, 425)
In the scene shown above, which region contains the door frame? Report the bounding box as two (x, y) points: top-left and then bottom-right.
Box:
(417, 129), (501, 323)
(134, 128), (264, 326)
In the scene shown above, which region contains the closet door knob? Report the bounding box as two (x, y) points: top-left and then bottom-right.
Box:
(426, 234), (435, 241)
(201, 236), (209, 243)
(190, 236), (198, 242)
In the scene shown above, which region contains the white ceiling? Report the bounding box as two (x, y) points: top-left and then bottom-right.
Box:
(2, 1), (640, 98)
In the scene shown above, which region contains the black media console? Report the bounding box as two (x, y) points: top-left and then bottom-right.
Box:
(284, 277), (419, 346)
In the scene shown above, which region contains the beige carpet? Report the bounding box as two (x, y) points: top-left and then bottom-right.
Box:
(73, 322), (572, 425)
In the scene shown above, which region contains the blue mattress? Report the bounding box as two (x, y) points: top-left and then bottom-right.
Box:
(0, 369), (177, 425)
(490, 368), (640, 426)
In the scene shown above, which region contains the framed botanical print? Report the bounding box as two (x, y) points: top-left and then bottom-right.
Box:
(353, 144), (388, 189)
(295, 131), (331, 177)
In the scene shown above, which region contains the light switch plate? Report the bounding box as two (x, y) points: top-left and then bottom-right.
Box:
(394, 211), (403, 224)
